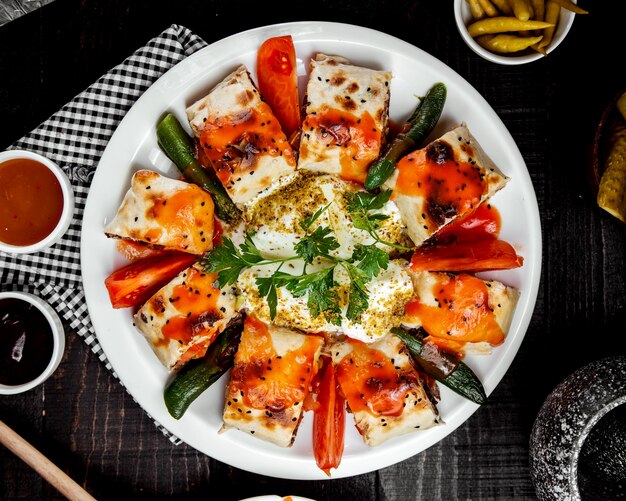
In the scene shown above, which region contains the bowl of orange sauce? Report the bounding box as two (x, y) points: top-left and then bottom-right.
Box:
(0, 150), (74, 254)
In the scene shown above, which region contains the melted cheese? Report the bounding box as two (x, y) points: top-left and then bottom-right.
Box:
(384, 124), (508, 246)
(298, 54), (391, 184)
(186, 65), (296, 207)
(403, 270), (520, 355)
(104, 170), (215, 255)
(331, 334), (440, 446)
(222, 317), (323, 447)
(134, 263), (238, 370)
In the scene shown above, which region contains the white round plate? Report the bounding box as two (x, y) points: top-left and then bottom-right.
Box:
(81, 21), (541, 480)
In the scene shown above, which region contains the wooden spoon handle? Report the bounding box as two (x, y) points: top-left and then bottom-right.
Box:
(0, 419), (96, 501)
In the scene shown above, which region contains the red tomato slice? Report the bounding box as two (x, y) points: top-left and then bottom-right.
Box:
(257, 35), (301, 138)
(410, 239), (524, 272)
(313, 355), (345, 476)
(104, 253), (197, 309)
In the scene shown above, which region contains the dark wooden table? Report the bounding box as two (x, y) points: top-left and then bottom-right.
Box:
(1, 1), (625, 499)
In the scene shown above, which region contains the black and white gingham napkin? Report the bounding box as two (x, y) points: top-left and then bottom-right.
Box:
(0, 24), (209, 444)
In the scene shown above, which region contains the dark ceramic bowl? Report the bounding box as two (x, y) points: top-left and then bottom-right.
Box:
(529, 356), (626, 500)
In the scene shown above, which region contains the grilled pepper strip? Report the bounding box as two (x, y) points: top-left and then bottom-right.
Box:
(391, 328), (487, 405)
(164, 321), (243, 419)
(364, 83), (447, 190)
(156, 113), (240, 223)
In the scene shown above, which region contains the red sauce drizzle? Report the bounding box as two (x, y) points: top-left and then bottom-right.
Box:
(434, 203), (501, 244)
(302, 109), (382, 184)
(198, 104), (295, 186)
(335, 339), (416, 417)
(230, 316), (321, 412)
(405, 273), (504, 353)
(145, 187), (214, 251)
(394, 145), (487, 231)
(212, 217), (223, 247)
(159, 267), (221, 346)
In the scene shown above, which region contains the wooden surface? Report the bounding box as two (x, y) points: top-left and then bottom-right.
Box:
(1, 1), (625, 499)
(0, 420), (96, 501)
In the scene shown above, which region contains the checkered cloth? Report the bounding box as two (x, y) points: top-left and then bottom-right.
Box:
(0, 24), (209, 444)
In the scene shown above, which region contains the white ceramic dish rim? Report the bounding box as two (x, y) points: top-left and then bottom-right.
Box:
(0, 149), (75, 254)
(80, 21), (542, 480)
(0, 291), (65, 394)
(453, 0), (576, 65)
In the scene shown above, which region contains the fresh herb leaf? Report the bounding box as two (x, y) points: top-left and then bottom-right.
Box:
(294, 225), (340, 264)
(203, 237), (249, 287)
(270, 267), (342, 325)
(352, 243), (389, 279)
(239, 232), (264, 264)
(303, 268), (342, 325)
(203, 233), (283, 288)
(343, 263), (370, 322)
(345, 190), (392, 213)
(282, 266), (333, 296)
(300, 202), (332, 232)
(344, 190), (412, 252)
(345, 190), (391, 234)
(256, 274), (279, 320)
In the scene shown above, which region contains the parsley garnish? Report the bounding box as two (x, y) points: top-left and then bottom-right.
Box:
(202, 195), (407, 324)
(344, 190), (412, 251)
(352, 243), (390, 279)
(294, 225), (340, 264)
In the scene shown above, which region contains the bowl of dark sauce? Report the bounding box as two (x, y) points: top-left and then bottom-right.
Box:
(0, 291), (65, 394)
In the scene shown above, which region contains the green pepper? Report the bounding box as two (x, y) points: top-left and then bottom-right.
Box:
(392, 327), (486, 405)
(156, 113), (240, 223)
(364, 83), (447, 190)
(164, 321), (243, 419)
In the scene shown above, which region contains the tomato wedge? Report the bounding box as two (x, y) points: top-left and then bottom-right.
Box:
(313, 355), (345, 476)
(410, 239), (524, 272)
(257, 35), (301, 138)
(104, 253), (197, 309)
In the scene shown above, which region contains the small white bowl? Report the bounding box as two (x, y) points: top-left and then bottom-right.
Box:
(0, 150), (75, 254)
(0, 291), (65, 395)
(453, 0), (576, 65)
